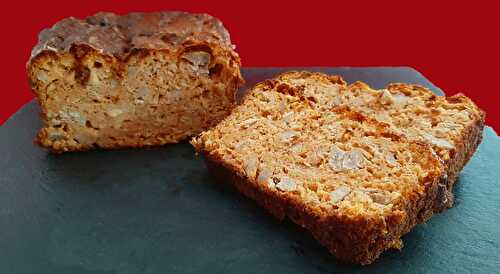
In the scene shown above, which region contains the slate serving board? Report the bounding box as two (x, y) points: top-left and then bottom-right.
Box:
(1, 67), (499, 274)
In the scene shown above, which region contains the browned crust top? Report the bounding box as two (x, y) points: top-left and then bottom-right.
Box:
(29, 11), (235, 63)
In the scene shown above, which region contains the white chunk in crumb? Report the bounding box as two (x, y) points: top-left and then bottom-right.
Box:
(289, 122), (302, 130)
(267, 179), (276, 189)
(36, 71), (48, 83)
(393, 93), (409, 105)
(435, 122), (461, 137)
(234, 140), (250, 151)
(239, 118), (259, 128)
(279, 130), (298, 142)
(369, 192), (391, 205)
(455, 110), (471, 122)
(182, 51), (211, 67)
(47, 131), (66, 141)
(50, 118), (62, 126)
(257, 168), (273, 184)
(434, 127), (451, 137)
(61, 111), (86, 126)
(438, 122), (461, 130)
(107, 108), (123, 118)
(242, 155), (259, 179)
(380, 89), (395, 105)
(329, 146), (365, 171)
(290, 143), (304, 153)
(385, 152), (398, 166)
(276, 177), (296, 192)
(342, 149), (365, 170)
(136, 86), (150, 99)
(329, 186), (351, 204)
(328, 145), (345, 170)
(282, 111), (294, 123)
(422, 133), (454, 149)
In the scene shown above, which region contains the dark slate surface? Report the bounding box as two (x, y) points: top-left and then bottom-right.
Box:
(1, 67), (499, 274)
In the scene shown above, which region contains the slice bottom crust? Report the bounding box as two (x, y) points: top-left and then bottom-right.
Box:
(203, 154), (446, 264)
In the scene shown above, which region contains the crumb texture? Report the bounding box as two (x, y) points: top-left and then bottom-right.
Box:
(191, 75), (449, 264)
(28, 12), (243, 152)
(275, 72), (484, 206)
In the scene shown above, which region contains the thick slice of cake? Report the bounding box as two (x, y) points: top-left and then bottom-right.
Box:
(191, 79), (446, 264)
(274, 72), (484, 207)
(28, 11), (243, 152)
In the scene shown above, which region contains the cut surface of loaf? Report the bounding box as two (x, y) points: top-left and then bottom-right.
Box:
(275, 72), (485, 207)
(191, 78), (446, 264)
(28, 12), (243, 152)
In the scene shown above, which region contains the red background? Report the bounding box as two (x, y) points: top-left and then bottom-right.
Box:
(2, 0), (498, 129)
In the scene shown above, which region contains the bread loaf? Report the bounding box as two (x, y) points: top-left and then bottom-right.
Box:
(191, 77), (447, 264)
(28, 12), (243, 152)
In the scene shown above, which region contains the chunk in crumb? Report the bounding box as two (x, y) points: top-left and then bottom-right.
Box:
(279, 130), (298, 142)
(239, 118), (259, 128)
(422, 133), (454, 149)
(379, 89), (395, 105)
(393, 93), (409, 105)
(385, 152), (398, 166)
(276, 177), (297, 192)
(328, 145), (365, 171)
(106, 108), (123, 118)
(330, 186), (351, 204)
(242, 155), (259, 179)
(369, 192), (391, 205)
(257, 167), (273, 184)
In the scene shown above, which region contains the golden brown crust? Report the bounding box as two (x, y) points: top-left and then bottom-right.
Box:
(274, 70), (347, 86)
(29, 12), (237, 63)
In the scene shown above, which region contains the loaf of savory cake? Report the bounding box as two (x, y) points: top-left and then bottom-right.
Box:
(27, 12), (243, 152)
(272, 72), (484, 208)
(191, 78), (448, 264)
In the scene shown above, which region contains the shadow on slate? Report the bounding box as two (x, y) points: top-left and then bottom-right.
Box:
(1, 67), (499, 274)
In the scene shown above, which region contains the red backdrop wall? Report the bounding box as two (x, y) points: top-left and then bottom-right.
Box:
(2, 0), (498, 130)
